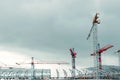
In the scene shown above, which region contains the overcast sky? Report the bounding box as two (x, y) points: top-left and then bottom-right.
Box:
(0, 0), (120, 68)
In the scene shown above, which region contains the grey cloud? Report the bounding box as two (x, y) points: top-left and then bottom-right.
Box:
(0, 0), (119, 67)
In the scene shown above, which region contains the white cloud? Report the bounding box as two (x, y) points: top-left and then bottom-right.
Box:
(0, 50), (29, 67)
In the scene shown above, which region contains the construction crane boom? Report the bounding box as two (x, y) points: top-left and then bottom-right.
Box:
(16, 61), (69, 65)
(91, 44), (113, 56)
(16, 58), (69, 65)
(87, 13), (100, 40)
(16, 57), (69, 80)
(87, 25), (94, 40)
(91, 44), (113, 69)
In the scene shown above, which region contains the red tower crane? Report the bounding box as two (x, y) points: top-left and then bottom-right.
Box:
(69, 48), (77, 79)
(91, 44), (113, 69)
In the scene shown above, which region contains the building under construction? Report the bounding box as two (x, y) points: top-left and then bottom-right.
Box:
(0, 66), (120, 80)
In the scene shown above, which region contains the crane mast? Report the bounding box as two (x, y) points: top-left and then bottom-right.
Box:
(115, 50), (120, 66)
(93, 22), (99, 80)
(69, 48), (77, 79)
(87, 13), (100, 80)
(31, 57), (35, 80)
(98, 43), (102, 70)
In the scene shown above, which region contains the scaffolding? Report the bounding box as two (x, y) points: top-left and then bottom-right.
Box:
(0, 68), (51, 80)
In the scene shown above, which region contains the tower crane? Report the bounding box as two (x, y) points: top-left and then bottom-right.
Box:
(115, 49), (120, 66)
(16, 57), (69, 80)
(91, 44), (113, 69)
(69, 48), (77, 79)
(87, 13), (100, 80)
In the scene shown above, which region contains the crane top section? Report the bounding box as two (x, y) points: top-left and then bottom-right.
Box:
(69, 48), (77, 58)
(93, 13), (100, 24)
(86, 13), (100, 40)
(91, 44), (113, 56)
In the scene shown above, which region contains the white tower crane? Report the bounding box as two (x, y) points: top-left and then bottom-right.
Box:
(87, 13), (100, 80)
(115, 50), (120, 66)
(16, 57), (69, 80)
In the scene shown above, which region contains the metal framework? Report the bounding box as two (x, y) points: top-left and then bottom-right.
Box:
(0, 67), (119, 79)
(69, 48), (77, 79)
(87, 13), (100, 80)
(115, 50), (120, 66)
(91, 44), (113, 70)
(0, 69), (51, 80)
